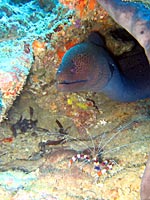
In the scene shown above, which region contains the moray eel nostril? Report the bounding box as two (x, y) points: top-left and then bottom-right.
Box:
(56, 31), (150, 102)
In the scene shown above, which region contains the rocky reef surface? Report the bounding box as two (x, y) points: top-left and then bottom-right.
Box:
(0, 0), (150, 199)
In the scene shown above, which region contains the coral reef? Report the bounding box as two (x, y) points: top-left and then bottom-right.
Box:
(0, 0), (150, 199)
(0, 40), (33, 121)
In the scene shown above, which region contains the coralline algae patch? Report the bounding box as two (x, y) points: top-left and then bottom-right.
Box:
(0, 40), (33, 122)
(59, 0), (97, 17)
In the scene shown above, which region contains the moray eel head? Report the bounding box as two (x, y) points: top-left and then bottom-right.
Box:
(56, 33), (113, 92)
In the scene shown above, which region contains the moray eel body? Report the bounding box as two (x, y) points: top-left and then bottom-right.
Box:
(56, 32), (150, 102)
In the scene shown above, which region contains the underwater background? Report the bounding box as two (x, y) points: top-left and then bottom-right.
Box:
(0, 0), (150, 199)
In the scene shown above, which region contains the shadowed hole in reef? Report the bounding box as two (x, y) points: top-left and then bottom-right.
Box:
(108, 28), (150, 80)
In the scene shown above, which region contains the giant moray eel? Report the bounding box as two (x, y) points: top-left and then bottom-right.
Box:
(56, 0), (150, 102)
(56, 31), (150, 102)
(56, 0), (150, 199)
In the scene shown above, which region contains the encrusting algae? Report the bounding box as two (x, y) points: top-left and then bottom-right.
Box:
(59, 0), (96, 17)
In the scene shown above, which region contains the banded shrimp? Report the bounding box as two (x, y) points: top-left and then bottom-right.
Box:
(37, 115), (150, 184)
(60, 116), (149, 182)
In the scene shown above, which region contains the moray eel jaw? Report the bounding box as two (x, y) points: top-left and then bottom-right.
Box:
(58, 80), (88, 85)
(57, 78), (88, 92)
(56, 32), (150, 102)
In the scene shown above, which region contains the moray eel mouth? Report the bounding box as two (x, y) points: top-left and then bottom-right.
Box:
(57, 79), (88, 91)
(58, 79), (88, 85)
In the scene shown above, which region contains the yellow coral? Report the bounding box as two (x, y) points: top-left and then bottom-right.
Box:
(67, 95), (88, 110)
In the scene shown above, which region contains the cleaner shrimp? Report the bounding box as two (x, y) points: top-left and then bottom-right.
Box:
(38, 116), (148, 182)
(67, 117), (145, 181)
